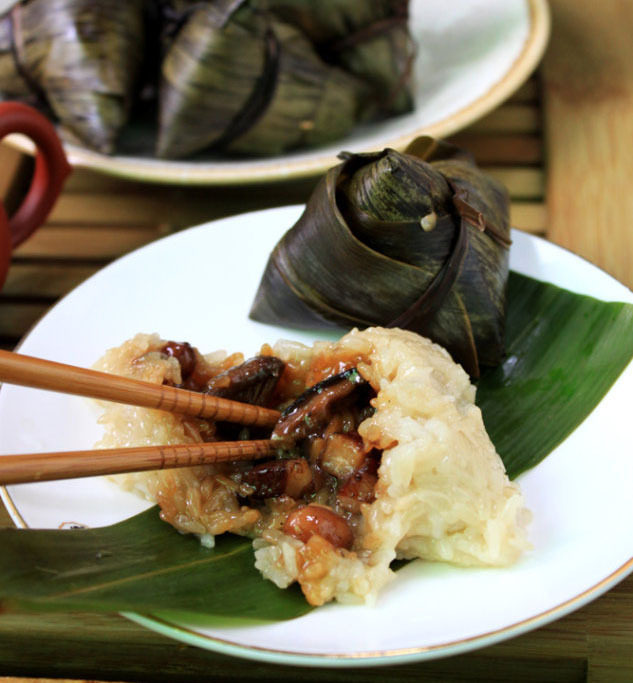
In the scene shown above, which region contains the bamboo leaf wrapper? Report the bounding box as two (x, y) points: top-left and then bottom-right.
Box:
(250, 137), (511, 377)
(0, 0), (145, 154)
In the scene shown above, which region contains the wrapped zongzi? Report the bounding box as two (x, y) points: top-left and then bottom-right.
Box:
(249, 137), (512, 377)
(0, 11), (36, 104)
(156, 0), (366, 158)
(265, 0), (415, 118)
(0, 0), (145, 154)
(0, 0), (415, 159)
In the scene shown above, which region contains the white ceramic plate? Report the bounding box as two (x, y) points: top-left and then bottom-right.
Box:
(1, 205), (632, 668)
(5, 0), (549, 185)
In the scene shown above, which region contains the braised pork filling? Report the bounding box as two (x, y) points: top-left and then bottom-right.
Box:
(157, 340), (379, 550)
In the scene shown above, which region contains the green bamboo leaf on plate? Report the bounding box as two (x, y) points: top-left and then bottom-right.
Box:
(0, 505), (310, 621)
(478, 272), (633, 479)
(0, 273), (632, 620)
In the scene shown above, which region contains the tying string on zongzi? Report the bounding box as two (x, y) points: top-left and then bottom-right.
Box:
(387, 212), (469, 329)
(387, 183), (510, 329)
(322, 11), (414, 116)
(384, 50), (416, 114)
(323, 16), (408, 55)
(451, 186), (512, 249)
(210, 25), (280, 151)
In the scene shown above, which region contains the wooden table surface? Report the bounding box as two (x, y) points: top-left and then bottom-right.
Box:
(0, 2), (632, 681)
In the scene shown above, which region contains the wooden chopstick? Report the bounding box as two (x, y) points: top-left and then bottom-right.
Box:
(0, 439), (277, 485)
(0, 349), (281, 428)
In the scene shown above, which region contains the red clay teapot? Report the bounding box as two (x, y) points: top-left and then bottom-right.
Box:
(0, 101), (71, 290)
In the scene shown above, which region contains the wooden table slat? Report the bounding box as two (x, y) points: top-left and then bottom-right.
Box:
(485, 167), (544, 199)
(542, 0), (633, 289)
(13, 225), (167, 260)
(466, 104), (541, 135)
(448, 133), (542, 165)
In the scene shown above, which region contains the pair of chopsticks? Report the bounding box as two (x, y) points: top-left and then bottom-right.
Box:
(0, 349), (281, 485)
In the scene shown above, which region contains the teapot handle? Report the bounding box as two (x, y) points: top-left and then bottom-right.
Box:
(0, 101), (71, 249)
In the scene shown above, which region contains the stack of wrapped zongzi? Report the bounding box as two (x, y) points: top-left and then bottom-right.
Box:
(0, 0), (415, 158)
